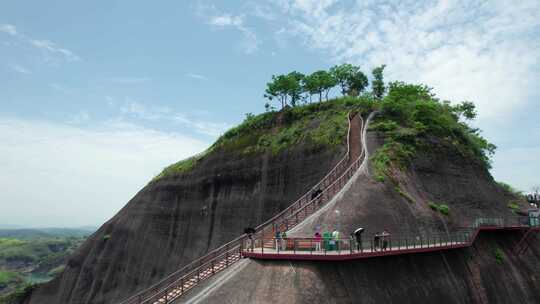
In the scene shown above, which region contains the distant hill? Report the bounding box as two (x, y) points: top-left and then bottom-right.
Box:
(0, 227), (96, 239)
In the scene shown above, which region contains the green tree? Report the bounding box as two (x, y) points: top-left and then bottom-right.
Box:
(287, 71), (305, 107)
(372, 64), (386, 99)
(348, 70), (369, 96)
(330, 64), (358, 95)
(453, 101), (477, 120)
(264, 72), (305, 109)
(264, 74), (289, 109)
(303, 70), (337, 102)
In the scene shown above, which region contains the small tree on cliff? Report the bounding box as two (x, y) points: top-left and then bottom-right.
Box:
(330, 64), (368, 96)
(330, 63), (357, 95)
(372, 64), (386, 99)
(303, 70), (337, 102)
(348, 70), (369, 96)
(264, 72), (304, 109)
(287, 71), (305, 107)
(264, 74), (289, 109)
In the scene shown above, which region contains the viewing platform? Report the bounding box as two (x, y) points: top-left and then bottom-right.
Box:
(242, 217), (540, 261)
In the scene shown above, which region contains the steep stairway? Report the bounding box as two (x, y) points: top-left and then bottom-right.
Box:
(118, 112), (368, 304)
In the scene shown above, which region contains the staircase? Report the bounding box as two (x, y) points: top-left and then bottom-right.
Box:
(118, 112), (368, 304)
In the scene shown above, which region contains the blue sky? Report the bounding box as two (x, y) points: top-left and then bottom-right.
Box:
(1, 0), (539, 228)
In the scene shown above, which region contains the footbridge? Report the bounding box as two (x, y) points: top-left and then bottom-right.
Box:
(242, 217), (540, 261)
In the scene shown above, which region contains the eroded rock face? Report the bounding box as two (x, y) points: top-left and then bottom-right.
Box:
(289, 132), (523, 238)
(26, 144), (345, 304)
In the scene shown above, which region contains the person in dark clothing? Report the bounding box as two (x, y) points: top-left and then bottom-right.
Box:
(381, 229), (390, 250)
(353, 228), (364, 251)
(374, 233), (380, 251)
(311, 188), (323, 202)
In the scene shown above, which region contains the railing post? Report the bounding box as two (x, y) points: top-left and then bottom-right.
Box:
(226, 245), (229, 267)
(181, 277), (184, 294)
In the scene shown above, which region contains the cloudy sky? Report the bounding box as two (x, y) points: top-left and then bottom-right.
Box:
(1, 0), (539, 228)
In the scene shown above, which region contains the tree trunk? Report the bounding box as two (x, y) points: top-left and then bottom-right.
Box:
(319, 92), (322, 102)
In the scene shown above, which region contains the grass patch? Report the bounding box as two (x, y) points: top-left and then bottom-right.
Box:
(428, 202), (450, 215)
(494, 248), (505, 264)
(0, 271), (20, 286)
(507, 202), (520, 211)
(154, 96), (376, 180)
(498, 181), (523, 197)
(103, 234), (111, 241)
(47, 265), (65, 277)
(395, 186), (415, 204)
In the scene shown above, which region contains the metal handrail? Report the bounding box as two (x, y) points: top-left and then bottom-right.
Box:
(119, 112), (365, 304)
(243, 216), (532, 257)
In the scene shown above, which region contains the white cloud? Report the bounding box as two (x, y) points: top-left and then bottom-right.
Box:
(492, 146), (540, 192)
(11, 64), (31, 74)
(198, 5), (260, 54)
(120, 100), (230, 136)
(266, 0), (540, 120)
(210, 14), (244, 27)
(0, 23), (80, 63)
(0, 24), (18, 36)
(0, 117), (208, 227)
(31, 39), (80, 62)
(185, 73), (207, 80)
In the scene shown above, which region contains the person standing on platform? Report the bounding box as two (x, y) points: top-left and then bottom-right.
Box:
(275, 229), (281, 251)
(323, 229), (332, 251)
(314, 232), (322, 251)
(281, 231), (288, 250)
(332, 228), (340, 251)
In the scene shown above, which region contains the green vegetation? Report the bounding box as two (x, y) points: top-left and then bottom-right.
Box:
(155, 63), (496, 183)
(370, 81), (496, 185)
(497, 181), (523, 197)
(103, 234), (111, 240)
(0, 232), (87, 300)
(507, 202), (520, 211)
(494, 248), (505, 264)
(428, 202), (450, 215)
(395, 186), (415, 204)
(371, 65), (386, 99)
(0, 272), (21, 287)
(46, 265), (65, 277)
(154, 96), (376, 180)
(0, 284), (36, 304)
(264, 63), (371, 109)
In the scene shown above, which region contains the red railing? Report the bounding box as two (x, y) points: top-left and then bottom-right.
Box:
(119, 112), (367, 304)
(242, 216), (538, 260)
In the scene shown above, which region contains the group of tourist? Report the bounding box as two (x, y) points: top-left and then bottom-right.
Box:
(272, 227), (392, 252)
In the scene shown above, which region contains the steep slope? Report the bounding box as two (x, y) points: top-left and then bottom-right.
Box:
(25, 100), (372, 304)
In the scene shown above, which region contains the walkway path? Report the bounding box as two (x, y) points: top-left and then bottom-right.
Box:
(242, 217), (540, 261)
